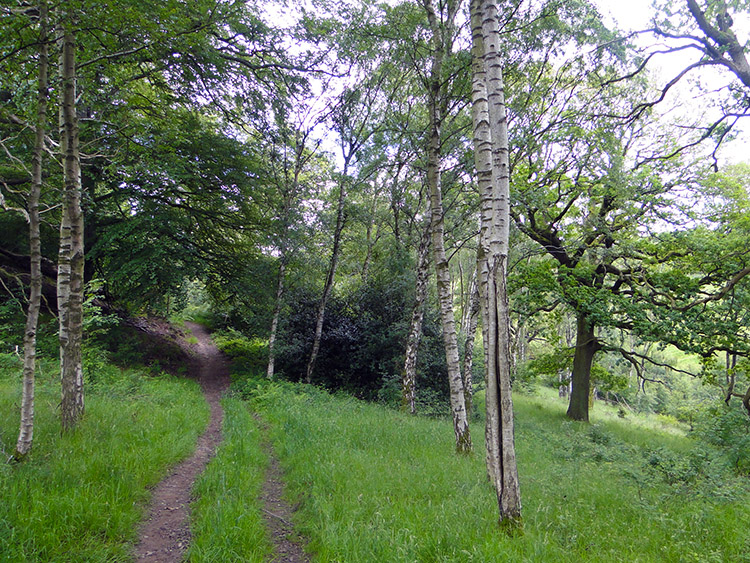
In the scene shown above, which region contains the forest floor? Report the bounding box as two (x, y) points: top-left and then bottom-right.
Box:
(133, 322), (309, 562)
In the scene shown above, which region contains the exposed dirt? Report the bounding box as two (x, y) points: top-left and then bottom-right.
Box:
(132, 320), (310, 562)
(133, 322), (229, 562)
(257, 424), (312, 563)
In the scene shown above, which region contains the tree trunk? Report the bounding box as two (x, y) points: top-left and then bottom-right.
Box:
(266, 256), (286, 379)
(401, 217), (431, 414)
(267, 129), (310, 380)
(58, 19), (85, 432)
(361, 191), (380, 284)
(421, 0), (471, 454)
(566, 311), (598, 422)
(471, 0), (521, 524)
(462, 272), (480, 417)
(306, 166), (348, 384)
(15, 0), (48, 460)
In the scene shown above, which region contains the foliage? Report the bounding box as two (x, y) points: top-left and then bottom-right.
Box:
(213, 329), (269, 377)
(274, 271), (449, 403)
(693, 404), (750, 476)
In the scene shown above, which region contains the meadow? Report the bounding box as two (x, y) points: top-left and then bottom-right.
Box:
(2, 343), (749, 562)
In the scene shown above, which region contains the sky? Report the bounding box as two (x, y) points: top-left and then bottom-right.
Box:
(595, 0), (749, 165)
(596, 0), (655, 31)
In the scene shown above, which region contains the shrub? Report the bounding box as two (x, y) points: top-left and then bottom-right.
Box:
(693, 404), (750, 475)
(213, 329), (268, 376)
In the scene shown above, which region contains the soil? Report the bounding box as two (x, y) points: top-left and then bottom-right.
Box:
(257, 425), (312, 563)
(132, 321), (310, 562)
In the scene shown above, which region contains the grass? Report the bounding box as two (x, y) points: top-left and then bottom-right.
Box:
(239, 379), (750, 563)
(2, 334), (748, 562)
(187, 397), (272, 562)
(0, 362), (209, 562)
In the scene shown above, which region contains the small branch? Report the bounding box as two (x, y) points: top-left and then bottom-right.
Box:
(262, 508), (293, 527)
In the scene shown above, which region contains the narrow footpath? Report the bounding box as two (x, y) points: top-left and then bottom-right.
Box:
(133, 322), (229, 562)
(132, 322), (310, 562)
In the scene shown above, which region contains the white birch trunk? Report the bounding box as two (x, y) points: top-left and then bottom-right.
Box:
(58, 19), (85, 432)
(471, 0), (521, 524)
(422, 0), (471, 454)
(462, 273), (480, 417)
(401, 216), (431, 414)
(15, 0), (48, 459)
(266, 256), (286, 379)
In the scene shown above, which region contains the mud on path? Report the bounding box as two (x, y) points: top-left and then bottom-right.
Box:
(132, 321), (310, 562)
(133, 322), (230, 562)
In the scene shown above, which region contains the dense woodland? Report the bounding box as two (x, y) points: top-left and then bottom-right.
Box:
(2, 0), (750, 555)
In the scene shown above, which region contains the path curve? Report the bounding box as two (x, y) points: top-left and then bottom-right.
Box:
(133, 322), (230, 562)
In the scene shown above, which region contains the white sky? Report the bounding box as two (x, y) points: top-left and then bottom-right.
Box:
(595, 0), (655, 30)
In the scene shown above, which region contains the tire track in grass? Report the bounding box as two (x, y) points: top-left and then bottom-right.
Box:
(256, 419), (311, 563)
(133, 321), (310, 562)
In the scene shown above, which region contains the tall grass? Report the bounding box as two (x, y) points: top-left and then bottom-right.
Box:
(244, 380), (750, 563)
(187, 397), (272, 562)
(0, 368), (209, 562)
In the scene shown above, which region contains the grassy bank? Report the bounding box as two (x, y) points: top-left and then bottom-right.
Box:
(238, 379), (750, 563)
(0, 366), (208, 562)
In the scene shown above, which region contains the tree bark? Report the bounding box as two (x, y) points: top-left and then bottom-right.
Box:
(305, 164), (348, 384)
(266, 256), (286, 379)
(401, 216), (431, 414)
(423, 0), (472, 454)
(58, 18), (85, 432)
(566, 311), (599, 422)
(15, 0), (48, 459)
(462, 271), (480, 417)
(471, 0), (521, 524)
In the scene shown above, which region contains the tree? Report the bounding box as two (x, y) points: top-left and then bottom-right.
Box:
(621, 0), (750, 163)
(57, 7), (85, 431)
(422, 0), (472, 453)
(470, 0), (521, 524)
(14, 0), (48, 458)
(401, 214), (431, 413)
(265, 118), (323, 379)
(305, 88), (375, 383)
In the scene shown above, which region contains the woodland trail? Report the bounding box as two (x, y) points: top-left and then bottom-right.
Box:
(132, 322), (310, 562)
(133, 322), (230, 562)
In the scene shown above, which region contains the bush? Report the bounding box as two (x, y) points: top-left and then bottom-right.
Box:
(213, 329), (268, 376)
(693, 404), (750, 475)
(275, 281), (449, 403)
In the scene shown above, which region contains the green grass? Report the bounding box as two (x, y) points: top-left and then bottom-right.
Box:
(187, 397), (272, 562)
(243, 380), (750, 563)
(0, 368), (209, 562)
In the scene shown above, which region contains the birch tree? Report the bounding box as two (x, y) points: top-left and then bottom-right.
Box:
(401, 214), (431, 414)
(470, 0), (521, 523)
(14, 0), (48, 459)
(267, 122), (320, 379)
(422, 0), (472, 453)
(58, 10), (85, 431)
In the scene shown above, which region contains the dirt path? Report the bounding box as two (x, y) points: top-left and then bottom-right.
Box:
(133, 322), (230, 562)
(132, 322), (310, 562)
(258, 426), (312, 563)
